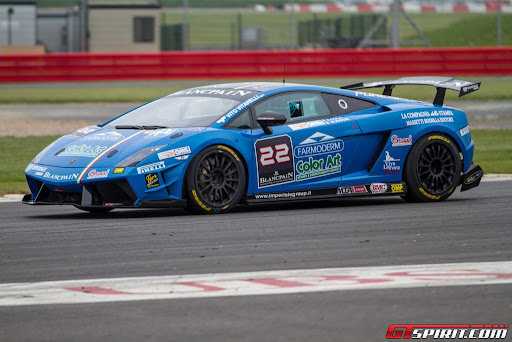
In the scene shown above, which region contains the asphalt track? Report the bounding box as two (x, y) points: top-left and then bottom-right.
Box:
(0, 180), (511, 341)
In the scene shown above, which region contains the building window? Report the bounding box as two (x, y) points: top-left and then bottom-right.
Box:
(133, 17), (155, 42)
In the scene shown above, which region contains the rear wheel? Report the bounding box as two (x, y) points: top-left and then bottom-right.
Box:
(403, 133), (462, 202)
(186, 145), (246, 214)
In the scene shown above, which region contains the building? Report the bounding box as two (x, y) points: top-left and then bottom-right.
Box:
(88, 0), (161, 52)
(0, 1), (37, 53)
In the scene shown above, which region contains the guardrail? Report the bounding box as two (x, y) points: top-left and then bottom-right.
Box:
(1, 47), (511, 83)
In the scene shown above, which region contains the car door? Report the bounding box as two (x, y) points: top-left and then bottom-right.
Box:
(249, 91), (362, 195)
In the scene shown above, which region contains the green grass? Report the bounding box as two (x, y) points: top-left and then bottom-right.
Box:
(472, 129), (512, 174)
(1, 78), (511, 103)
(0, 135), (59, 195)
(1, 130), (510, 196)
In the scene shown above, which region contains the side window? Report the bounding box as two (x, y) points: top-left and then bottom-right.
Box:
(253, 92), (331, 123)
(322, 93), (378, 116)
(133, 17), (155, 43)
(225, 110), (252, 129)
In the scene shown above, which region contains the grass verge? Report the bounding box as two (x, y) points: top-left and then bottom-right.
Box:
(1, 130), (510, 196)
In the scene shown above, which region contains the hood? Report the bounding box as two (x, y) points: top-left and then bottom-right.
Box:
(36, 126), (205, 168)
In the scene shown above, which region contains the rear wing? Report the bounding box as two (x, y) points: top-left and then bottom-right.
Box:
(341, 76), (480, 106)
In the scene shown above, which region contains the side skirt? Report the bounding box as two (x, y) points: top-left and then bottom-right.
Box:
(245, 182), (407, 203)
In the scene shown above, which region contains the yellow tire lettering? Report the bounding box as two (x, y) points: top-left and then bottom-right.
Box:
(419, 187), (441, 200)
(192, 190), (211, 212)
(217, 145), (240, 162)
(428, 135), (450, 144)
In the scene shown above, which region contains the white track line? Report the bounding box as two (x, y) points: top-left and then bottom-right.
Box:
(2, 175), (511, 204)
(0, 261), (511, 306)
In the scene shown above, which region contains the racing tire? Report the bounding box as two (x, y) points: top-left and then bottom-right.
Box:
(402, 133), (462, 202)
(74, 206), (114, 213)
(186, 145), (246, 214)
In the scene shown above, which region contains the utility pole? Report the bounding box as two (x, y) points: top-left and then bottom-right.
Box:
(7, 7), (14, 45)
(391, 0), (400, 48)
(498, 0), (502, 47)
(183, 0), (189, 50)
(289, 0), (295, 49)
(80, 0), (87, 52)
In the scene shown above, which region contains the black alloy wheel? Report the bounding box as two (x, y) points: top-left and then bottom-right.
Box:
(186, 145), (246, 214)
(403, 133), (462, 202)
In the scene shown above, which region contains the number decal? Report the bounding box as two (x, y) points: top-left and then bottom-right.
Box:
(255, 135), (295, 188)
(275, 143), (290, 163)
(259, 146), (275, 166)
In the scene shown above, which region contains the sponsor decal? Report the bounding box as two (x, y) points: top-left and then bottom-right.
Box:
(391, 183), (404, 193)
(255, 135), (295, 188)
(137, 161), (165, 175)
(391, 134), (412, 147)
(217, 93), (266, 124)
(294, 132), (344, 158)
(42, 172), (79, 181)
(296, 154), (341, 181)
(460, 126), (470, 137)
(338, 99), (348, 109)
(59, 145), (108, 158)
(383, 151), (401, 174)
(143, 129), (177, 138)
(401, 110), (454, 126)
(83, 132), (124, 141)
(113, 168), (125, 174)
(158, 146), (192, 160)
(87, 169), (110, 179)
(386, 324), (508, 340)
(337, 186), (352, 195)
(253, 190), (312, 200)
(172, 89), (254, 97)
(35, 172), (43, 176)
(354, 91), (419, 103)
(145, 173), (160, 189)
(464, 170), (484, 185)
(371, 183), (388, 193)
(428, 135), (451, 144)
(25, 163), (47, 173)
(65, 126), (99, 139)
(352, 185), (368, 193)
(288, 116), (350, 131)
(462, 83), (480, 93)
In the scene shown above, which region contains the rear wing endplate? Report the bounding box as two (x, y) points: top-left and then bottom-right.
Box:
(341, 76), (481, 106)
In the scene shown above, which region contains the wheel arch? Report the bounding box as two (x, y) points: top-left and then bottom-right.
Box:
(181, 143), (250, 202)
(402, 128), (464, 183)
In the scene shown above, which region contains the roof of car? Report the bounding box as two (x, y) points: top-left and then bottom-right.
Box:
(194, 82), (307, 92)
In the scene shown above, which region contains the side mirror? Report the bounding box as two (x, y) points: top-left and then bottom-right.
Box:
(256, 111), (287, 135)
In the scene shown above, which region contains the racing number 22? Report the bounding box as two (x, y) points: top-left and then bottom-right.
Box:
(259, 144), (290, 166)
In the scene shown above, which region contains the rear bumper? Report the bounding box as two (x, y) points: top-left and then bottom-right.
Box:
(460, 163), (484, 192)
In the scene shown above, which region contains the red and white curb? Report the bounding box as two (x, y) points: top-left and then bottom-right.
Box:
(0, 261), (511, 306)
(282, 3), (512, 13)
(2, 174), (510, 203)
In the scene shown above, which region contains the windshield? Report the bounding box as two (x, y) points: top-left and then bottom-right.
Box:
(105, 96), (241, 128)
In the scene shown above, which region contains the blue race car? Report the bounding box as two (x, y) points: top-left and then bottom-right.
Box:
(23, 76), (484, 214)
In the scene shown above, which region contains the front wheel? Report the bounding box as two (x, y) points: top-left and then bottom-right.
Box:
(402, 133), (462, 202)
(186, 145), (246, 214)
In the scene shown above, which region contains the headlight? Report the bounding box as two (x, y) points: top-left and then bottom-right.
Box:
(31, 140), (58, 164)
(115, 145), (166, 168)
